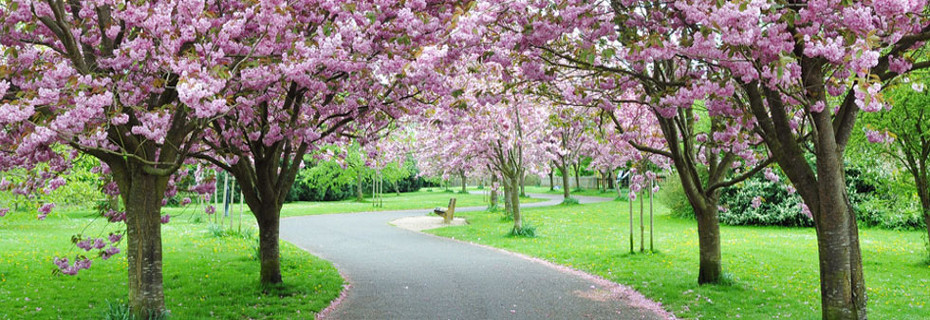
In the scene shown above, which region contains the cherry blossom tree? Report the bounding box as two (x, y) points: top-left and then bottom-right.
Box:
(416, 58), (553, 233)
(186, 1), (463, 285)
(545, 104), (593, 200)
(474, 0), (930, 318)
(0, 0), (272, 315)
(0, 0), (461, 315)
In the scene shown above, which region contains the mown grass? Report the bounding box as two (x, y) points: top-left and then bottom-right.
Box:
(522, 186), (620, 198)
(0, 207), (343, 319)
(428, 199), (930, 319)
(174, 189), (543, 219)
(280, 189), (538, 217)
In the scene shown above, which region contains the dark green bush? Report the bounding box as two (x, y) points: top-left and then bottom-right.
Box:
(718, 177), (812, 227)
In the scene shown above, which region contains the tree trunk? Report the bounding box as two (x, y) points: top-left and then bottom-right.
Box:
(356, 175), (364, 202)
(502, 176), (512, 215)
(509, 174), (522, 231)
(607, 169), (616, 190)
(814, 157), (867, 320)
(461, 171), (467, 193)
(694, 202), (722, 284)
(122, 171), (169, 318)
(490, 175), (499, 207)
(395, 181), (401, 196)
(519, 173), (526, 197)
(256, 207), (282, 284)
(560, 161), (570, 199)
(574, 164), (581, 190)
(916, 176), (930, 260)
(549, 170), (554, 191)
(639, 191), (640, 252)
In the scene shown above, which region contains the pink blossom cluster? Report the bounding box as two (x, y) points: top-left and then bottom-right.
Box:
(54, 257), (92, 276)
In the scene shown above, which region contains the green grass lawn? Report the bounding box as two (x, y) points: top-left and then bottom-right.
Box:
(521, 186), (620, 198)
(176, 189), (543, 219)
(428, 199), (930, 319)
(0, 208), (343, 319)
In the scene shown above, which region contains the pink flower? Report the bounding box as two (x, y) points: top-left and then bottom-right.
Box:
(180, 197), (192, 206)
(76, 239), (94, 251)
(865, 129), (894, 144)
(93, 238), (106, 249)
(751, 196), (763, 209)
(101, 247), (121, 260)
(160, 214), (171, 224)
(800, 203), (813, 219)
(37, 203), (56, 220)
(763, 168), (780, 183)
(0, 208), (8, 217)
(205, 205), (216, 214)
(104, 209), (126, 222)
(108, 233), (123, 243)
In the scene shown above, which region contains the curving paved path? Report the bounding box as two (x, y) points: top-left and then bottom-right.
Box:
(280, 192), (670, 319)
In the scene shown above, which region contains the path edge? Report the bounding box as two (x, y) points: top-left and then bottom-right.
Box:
(411, 228), (678, 320)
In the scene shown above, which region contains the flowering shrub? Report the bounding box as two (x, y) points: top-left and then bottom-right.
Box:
(718, 176), (812, 227)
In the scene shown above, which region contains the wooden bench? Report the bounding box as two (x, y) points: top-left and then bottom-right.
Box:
(433, 198), (457, 224)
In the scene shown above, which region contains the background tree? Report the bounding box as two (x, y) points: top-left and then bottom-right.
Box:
(0, 0), (272, 315)
(190, 1), (462, 285)
(860, 76), (930, 259)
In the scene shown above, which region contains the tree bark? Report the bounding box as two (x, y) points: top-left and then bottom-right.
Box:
(608, 170), (615, 190)
(121, 170), (169, 318)
(519, 173), (526, 197)
(559, 160), (571, 199)
(256, 206), (282, 284)
(811, 169), (866, 320)
(460, 171), (467, 193)
(502, 175), (512, 215)
(916, 176), (930, 260)
(573, 162), (581, 190)
(549, 170), (554, 191)
(509, 174), (522, 231)
(694, 202), (722, 284)
(490, 175), (499, 207)
(639, 191), (640, 252)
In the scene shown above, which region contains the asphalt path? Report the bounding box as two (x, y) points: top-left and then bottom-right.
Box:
(280, 192), (670, 320)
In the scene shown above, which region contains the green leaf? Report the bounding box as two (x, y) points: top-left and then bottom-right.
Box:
(323, 22), (333, 37)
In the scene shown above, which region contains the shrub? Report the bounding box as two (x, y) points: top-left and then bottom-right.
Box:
(103, 300), (167, 320)
(718, 178), (812, 227)
(561, 197), (580, 205)
(657, 172), (695, 219)
(508, 224), (537, 237)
